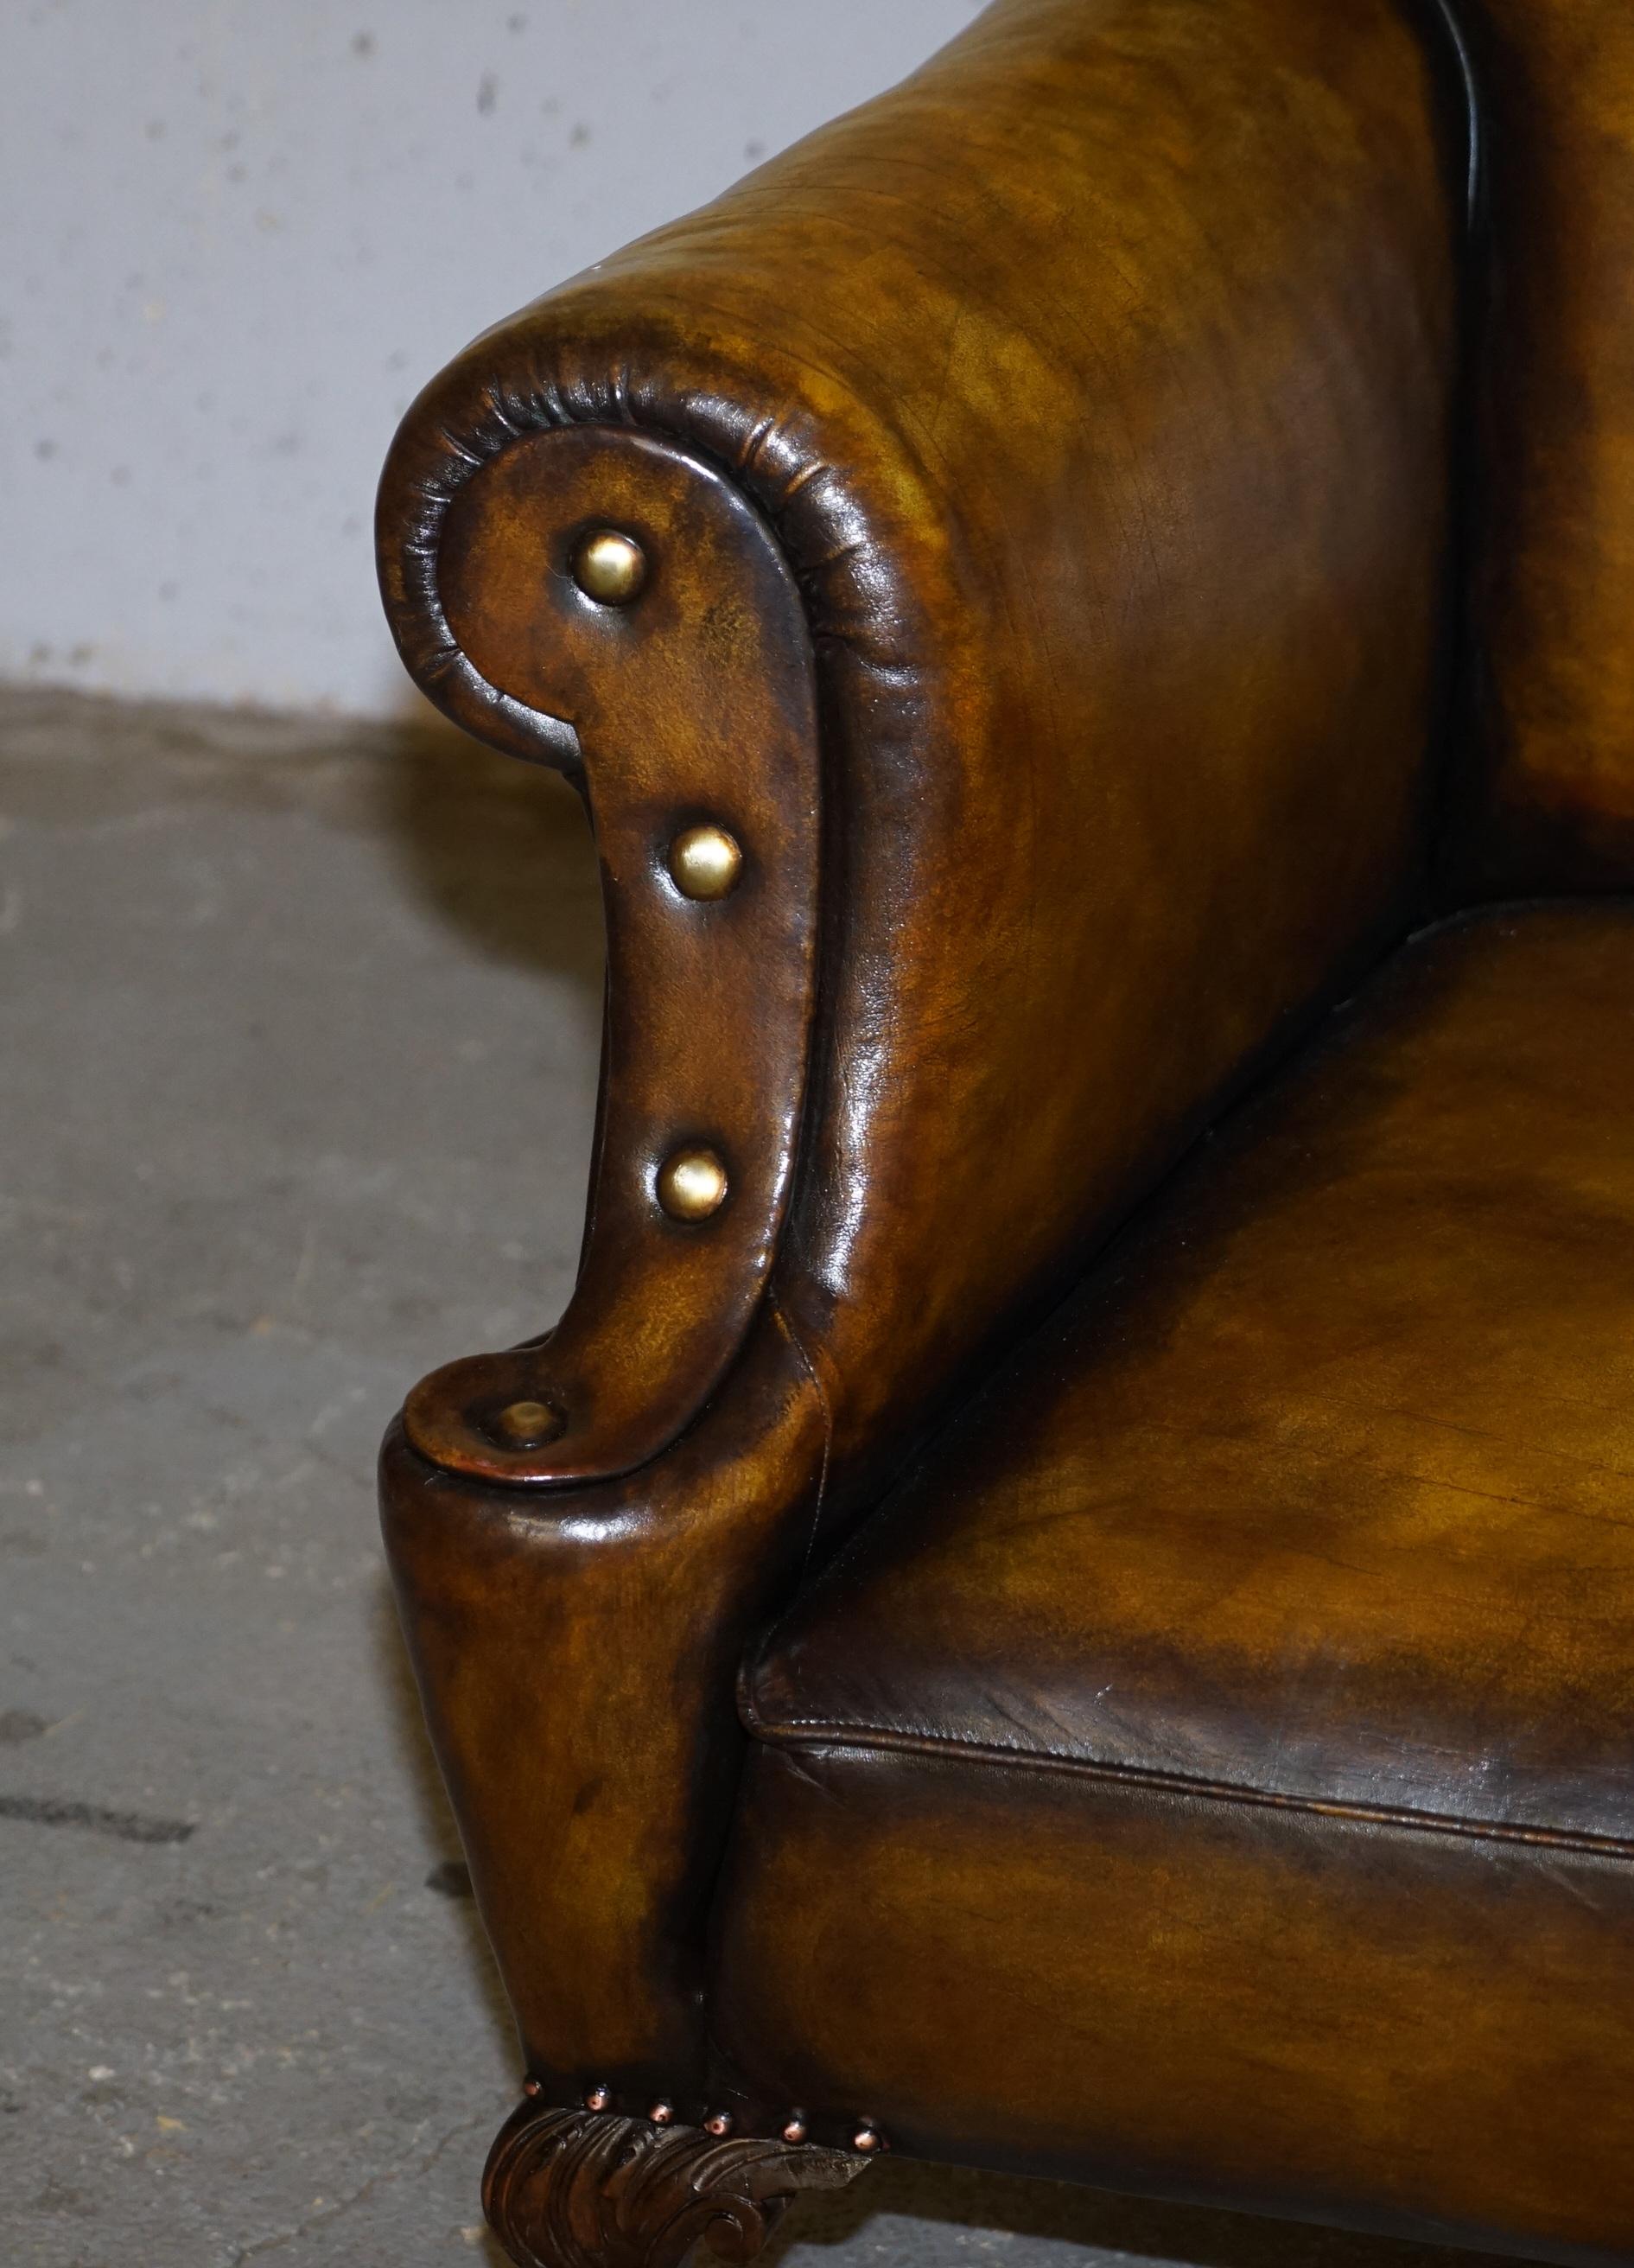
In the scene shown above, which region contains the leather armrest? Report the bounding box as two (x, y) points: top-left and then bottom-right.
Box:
(379, 0), (1466, 1522)
(376, 0), (1469, 2111)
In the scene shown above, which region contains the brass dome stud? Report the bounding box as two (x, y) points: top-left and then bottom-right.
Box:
(852, 2123), (882, 2154)
(781, 2113), (809, 2145)
(647, 2099), (675, 2126)
(655, 1146), (728, 1222)
(668, 823), (743, 902)
(703, 2110), (734, 2138)
(571, 526), (647, 605)
(584, 2084), (613, 2112)
(523, 2078), (544, 2099)
(493, 1398), (564, 1449)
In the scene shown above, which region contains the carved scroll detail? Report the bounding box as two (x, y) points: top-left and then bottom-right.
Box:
(483, 2103), (868, 2268)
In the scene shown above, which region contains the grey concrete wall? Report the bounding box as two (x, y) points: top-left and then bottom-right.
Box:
(1, 0), (980, 717)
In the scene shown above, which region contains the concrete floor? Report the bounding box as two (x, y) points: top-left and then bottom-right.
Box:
(0, 686), (1523, 2268)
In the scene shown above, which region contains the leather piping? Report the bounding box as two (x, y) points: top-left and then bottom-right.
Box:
(738, 1714), (1634, 1863)
(1417, 0), (1484, 233)
(1412, 0), (1497, 903)
(378, 352), (924, 773)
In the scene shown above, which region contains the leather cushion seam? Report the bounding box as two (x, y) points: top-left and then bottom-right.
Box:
(741, 1714), (1634, 1863)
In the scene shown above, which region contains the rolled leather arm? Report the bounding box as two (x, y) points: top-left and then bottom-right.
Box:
(380, 0), (1465, 1513)
(377, 0), (1466, 2109)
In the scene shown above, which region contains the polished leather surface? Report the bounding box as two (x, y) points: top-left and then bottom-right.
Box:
(744, 904), (1634, 1848)
(713, 1748), (1634, 2265)
(718, 907), (1634, 2259)
(379, 0), (1461, 1526)
(381, 1303), (829, 2115)
(1453, 0), (1634, 894)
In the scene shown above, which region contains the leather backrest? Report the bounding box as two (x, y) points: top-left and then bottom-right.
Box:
(1448, 0), (1634, 892)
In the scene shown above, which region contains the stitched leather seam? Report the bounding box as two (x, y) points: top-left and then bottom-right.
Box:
(743, 1716), (1634, 1862)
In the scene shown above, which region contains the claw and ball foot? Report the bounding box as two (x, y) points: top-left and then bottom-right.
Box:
(483, 2100), (871, 2268)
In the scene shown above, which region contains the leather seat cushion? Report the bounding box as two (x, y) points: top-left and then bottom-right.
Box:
(744, 902), (1634, 1847)
(713, 903), (1634, 2262)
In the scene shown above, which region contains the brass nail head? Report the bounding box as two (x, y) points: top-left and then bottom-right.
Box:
(852, 2124), (882, 2154)
(523, 2078), (544, 2099)
(703, 2110), (734, 2137)
(572, 527), (647, 605)
(669, 823), (743, 901)
(781, 2114), (808, 2144)
(648, 2099), (674, 2126)
(494, 1398), (564, 1449)
(584, 2084), (613, 2112)
(656, 1146), (728, 1222)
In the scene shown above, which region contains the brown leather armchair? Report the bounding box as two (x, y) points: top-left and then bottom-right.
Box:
(375, 3), (1634, 2262)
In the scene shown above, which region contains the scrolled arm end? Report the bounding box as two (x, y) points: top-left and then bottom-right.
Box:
(379, 413), (820, 1488)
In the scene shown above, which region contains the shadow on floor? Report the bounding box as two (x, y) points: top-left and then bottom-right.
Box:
(372, 692), (606, 996)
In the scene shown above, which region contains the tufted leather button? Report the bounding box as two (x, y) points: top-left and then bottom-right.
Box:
(493, 1398), (564, 1449)
(571, 526), (647, 604)
(657, 1147), (728, 1221)
(669, 824), (743, 901)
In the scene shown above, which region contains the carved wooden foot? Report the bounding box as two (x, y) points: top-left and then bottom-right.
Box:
(482, 2100), (871, 2268)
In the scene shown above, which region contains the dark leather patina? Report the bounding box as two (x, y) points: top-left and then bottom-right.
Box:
(372, 2), (1634, 2263)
